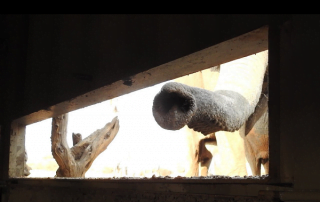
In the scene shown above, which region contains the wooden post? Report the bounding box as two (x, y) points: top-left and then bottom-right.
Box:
(8, 123), (26, 177)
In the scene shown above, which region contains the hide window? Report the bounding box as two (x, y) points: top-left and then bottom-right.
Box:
(9, 26), (272, 182)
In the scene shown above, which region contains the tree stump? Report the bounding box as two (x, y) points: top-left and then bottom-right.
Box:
(51, 114), (120, 177)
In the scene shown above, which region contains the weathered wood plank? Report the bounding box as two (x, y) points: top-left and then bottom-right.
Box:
(8, 123), (26, 177)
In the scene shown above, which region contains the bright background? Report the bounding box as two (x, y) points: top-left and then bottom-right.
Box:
(25, 80), (192, 178)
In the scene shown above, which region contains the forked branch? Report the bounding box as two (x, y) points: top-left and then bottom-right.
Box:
(51, 114), (119, 177)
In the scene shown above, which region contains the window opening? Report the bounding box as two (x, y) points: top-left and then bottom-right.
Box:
(24, 50), (268, 179)
(9, 26), (269, 181)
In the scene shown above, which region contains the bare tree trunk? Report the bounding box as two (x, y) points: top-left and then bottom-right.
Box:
(51, 114), (119, 177)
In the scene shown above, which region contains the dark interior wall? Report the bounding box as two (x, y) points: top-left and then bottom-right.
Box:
(4, 14), (274, 121)
(2, 14), (320, 201)
(280, 15), (320, 190)
(0, 15), (28, 122)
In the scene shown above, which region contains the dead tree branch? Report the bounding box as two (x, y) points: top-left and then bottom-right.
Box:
(51, 114), (119, 177)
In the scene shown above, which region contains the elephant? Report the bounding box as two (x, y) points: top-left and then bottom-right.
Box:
(245, 110), (269, 176)
(243, 67), (269, 176)
(171, 68), (220, 176)
(152, 50), (269, 176)
(198, 133), (216, 176)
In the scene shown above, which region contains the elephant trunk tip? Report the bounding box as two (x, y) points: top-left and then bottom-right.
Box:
(152, 82), (197, 130)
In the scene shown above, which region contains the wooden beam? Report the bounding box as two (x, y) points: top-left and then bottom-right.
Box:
(8, 123), (26, 177)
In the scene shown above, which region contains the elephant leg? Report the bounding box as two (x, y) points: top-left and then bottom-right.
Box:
(184, 126), (202, 177)
(199, 139), (215, 176)
(215, 125), (247, 176)
(207, 143), (220, 175)
(262, 159), (269, 175)
(245, 110), (269, 176)
(200, 157), (212, 176)
(256, 159), (262, 176)
(245, 139), (260, 176)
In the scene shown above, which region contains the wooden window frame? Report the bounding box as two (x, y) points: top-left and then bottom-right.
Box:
(8, 26), (283, 186)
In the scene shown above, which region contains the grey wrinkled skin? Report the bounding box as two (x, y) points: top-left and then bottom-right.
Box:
(152, 82), (251, 135)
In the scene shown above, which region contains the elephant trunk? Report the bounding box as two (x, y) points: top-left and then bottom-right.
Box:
(152, 50), (268, 136)
(152, 82), (197, 131)
(152, 82), (250, 135)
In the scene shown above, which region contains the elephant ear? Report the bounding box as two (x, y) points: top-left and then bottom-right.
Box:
(152, 50), (268, 135)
